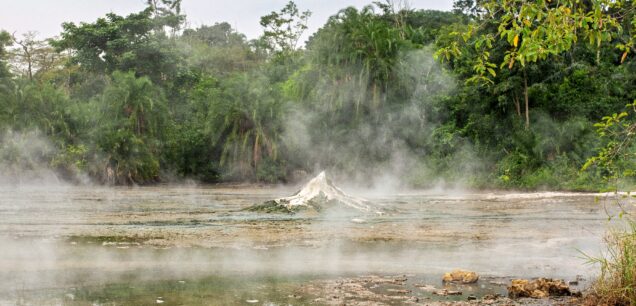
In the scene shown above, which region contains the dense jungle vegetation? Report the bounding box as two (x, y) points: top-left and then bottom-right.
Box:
(1, 0), (635, 190)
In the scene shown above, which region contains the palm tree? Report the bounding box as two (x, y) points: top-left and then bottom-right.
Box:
(95, 71), (167, 184)
(207, 72), (284, 180)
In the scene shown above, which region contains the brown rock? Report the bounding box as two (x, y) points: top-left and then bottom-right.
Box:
(442, 269), (479, 284)
(508, 278), (574, 299)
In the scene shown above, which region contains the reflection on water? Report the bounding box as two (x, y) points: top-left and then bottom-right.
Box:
(0, 185), (616, 304)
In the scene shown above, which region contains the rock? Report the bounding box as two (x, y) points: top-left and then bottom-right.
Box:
(483, 294), (502, 300)
(248, 171), (381, 214)
(433, 289), (462, 296)
(467, 295), (477, 300)
(507, 278), (575, 299)
(442, 269), (480, 284)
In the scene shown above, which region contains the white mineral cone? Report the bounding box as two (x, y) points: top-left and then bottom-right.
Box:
(274, 171), (375, 212)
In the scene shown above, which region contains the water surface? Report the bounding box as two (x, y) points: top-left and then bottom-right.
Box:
(0, 185), (616, 305)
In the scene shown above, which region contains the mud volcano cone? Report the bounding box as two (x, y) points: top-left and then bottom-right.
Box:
(249, 171), (378, 214)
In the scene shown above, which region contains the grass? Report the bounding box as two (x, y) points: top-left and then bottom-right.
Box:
(586, 220), (636, 306)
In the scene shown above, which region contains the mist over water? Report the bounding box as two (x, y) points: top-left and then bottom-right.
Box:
(0, 181), (610, 304)
(0, 0), (631, 305)
(0, 51), (615, 304)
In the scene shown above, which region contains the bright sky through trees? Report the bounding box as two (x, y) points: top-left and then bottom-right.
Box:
(0, 0), (453, 41)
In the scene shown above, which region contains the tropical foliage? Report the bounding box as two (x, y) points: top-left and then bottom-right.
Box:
(0, 0), (633, 190)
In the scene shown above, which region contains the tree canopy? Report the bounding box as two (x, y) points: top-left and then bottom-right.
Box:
(0, 0), (633, 190)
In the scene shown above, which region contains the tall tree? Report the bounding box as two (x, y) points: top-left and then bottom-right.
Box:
(93, 71), (167, 184)
(9, 32), (61, 81)
(52, 7), (183, 84)
(259, 1), (312, 54)
(146, 0), (185, 34)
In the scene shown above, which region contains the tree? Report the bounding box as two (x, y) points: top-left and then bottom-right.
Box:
(207, 71), (286, 181)
(305, 4), (414, 113)
(403, 10), (466, 44)
(9, 32), (61, 81)
(181, 23), (260, 75)
(92, 71), (167, 184)
(52, 7), (183, 84)
(0, 79), (73, 138)
(584, 99), (636, 187)
(0, 30), (12, 79)
(279, 6), (460, 180)
(259, 1), (312, 54)
(437, 0), (636, 129)
(182, 22), (246, 47)
(146, 0), (185, 34)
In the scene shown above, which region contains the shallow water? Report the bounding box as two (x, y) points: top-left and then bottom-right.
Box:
(0, 184), (624, 305)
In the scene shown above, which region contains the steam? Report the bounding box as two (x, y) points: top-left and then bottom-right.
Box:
(282, 47), (480, 191)
(0, 130), (62, 185)
(0, 129), (94, 186)
(0, 187), (605, 303)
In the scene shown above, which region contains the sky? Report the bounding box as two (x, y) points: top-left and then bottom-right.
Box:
(0, 0), (454, 42)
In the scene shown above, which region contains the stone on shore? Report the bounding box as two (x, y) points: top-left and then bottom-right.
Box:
(442, 269), (480, 284)
(507, 278), (576, 298)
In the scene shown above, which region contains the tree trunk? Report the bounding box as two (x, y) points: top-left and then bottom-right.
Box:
(513, 94), (521, 118)
(253, 133), (261, 173)
(523, 70), (529, 129)
(26, 54), (32, 81)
